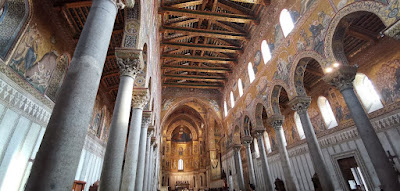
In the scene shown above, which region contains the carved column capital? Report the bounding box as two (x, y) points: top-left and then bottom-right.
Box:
(147, 125), (155, 136)
(241, 135), (253, 145)
(233, 144), (242, 151)
(109, 0), (125, 9)
(267, 115), (285, 130)
(141, 112), (152, 128)
(288, 96), (311, 114)
(384, 19), (400, 40)
(115, 48), (143, 78)
(132, 88), (149, 108)
(323, 65), (357, 92)
(253, 127), (265, 137)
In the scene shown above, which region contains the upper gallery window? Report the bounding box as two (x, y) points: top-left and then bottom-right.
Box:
(230, 91), (235, 107)
(280, 9), (294, 37)
(224, 101), (228, 117)
(318, 96), (338, 129)
(248, 62), (255, 83)
(261, 40), (272, 64)
(178, 159), (183, 170)
(353, 73), (383, 113)
(238, 78), (244, 97)
(294, 112), (305, 140)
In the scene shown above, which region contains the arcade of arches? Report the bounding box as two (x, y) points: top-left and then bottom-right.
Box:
(0, 0), (400, 191)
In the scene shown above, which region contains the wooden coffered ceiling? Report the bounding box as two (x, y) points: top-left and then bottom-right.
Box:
(159, 0), (267, 90)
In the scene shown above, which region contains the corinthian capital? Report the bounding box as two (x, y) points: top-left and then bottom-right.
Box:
(267, 114), (285, 130)
(132, 88), (149, 108)
(109, 0), (125, 9)
(323, 65), (357, 92)
(115, 48), (143, 78)
(288, 96), (311, 114)
(241, 135), (253, 145)
(141, 112), (152, 128)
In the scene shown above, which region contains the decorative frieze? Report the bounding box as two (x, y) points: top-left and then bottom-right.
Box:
(0, 77), (51, 125)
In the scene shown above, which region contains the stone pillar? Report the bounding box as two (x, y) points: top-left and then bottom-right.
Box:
(233, 145), (246, 191)
(242, 135), (256, 186)
(99, 48), (142, 191)
(120, 89), (149, 191)
(253, 128), (274, 190)
(149, 137), (157, 190)
(323, 65), (400, 190)
(134, 112), (152, 191)
(25, 0), (122, 190)
(289, 96), (334, 191)
(143, 126), (154, 191)
(268, 115), (297, 191)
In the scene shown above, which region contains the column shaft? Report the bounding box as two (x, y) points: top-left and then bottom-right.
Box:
(275, 127), (297, 191)
(298, 111), (334, 190)
(99, 76), (134, 191)
(25, 0), (118, 190)
(134, 117), (150, 191)
(121, 108), (143, 191)
(342, 88), (400, 190)
(244, 144), (256, 186)
(142, 135), (152, 191)
(256, 134), (274, 190)
(233, 147), (245, 190)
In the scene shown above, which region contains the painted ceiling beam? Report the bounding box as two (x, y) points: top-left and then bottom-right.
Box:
(161, 41), (242, 53)
(162, 65), (231, 73)
(161, 54), (236, 65)
(161, 26), (249, 40)
(163, 82), (223, 89)
(159, 6), (256, 24)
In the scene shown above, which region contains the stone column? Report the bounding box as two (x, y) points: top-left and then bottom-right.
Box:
(233, 145), (246, 191)
(25, 0), (123, 190)
(120, 89), (149, 191)
(134, 112), (152, 191)
(99, 48), (142, 191)
(289, 96), (334, 191)
(253, 128), (274, 190)
(143, 126), (154, 191)
(242, 135), (256, 187)
(268, 115), (297, 191)
(149, 137), (157, 190)
(323, 65), (400, 190)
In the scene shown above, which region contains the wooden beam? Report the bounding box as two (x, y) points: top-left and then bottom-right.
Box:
(161, 41), (242, 53)
(168, 18), (200, 27)
(305, 67), (323, 77)
(162, 65), (231, 73)
(163, 82), (223, 89)
(230, 0), (269, 5)
(161, 54), (236, 64)
(159, 6), (256, 24)
(169, 0), (203, 8)
(161, 26), (248, 40)
(163, 74), (226, 82)
(347, 25), (378, 43)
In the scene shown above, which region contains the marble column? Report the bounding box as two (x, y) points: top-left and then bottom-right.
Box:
(120, 89), (149, 191)
(233, 145), (246, 191)
(289, 96), (334, 191)
(323, 65), (400, 190)
(242, 135), (256, 187)
(99, 48), (142, 191)
(268, 115), (297, 191)
(25, 0), (122, 190)
(134, 112), (152, 191)
(143, 126), (154, 191)
(253, 128), (274, 190)
(149, 137), (157, 190)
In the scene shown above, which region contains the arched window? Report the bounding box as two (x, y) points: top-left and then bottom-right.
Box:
(353, 73), (383, 113)
(280, 9), (294, 37)
(318, 96), (338, 129)
(253, 138), (260, 157)
(224, 101), (228, 117)
(294, 112), (305, 140)
(264, 131), (272, 153)
(238, 78), (244, 97)
(261, 40), (271, 64)
(248, 62), (255, 83)
(230, 91), (235, 107)
(178, 159), (183, 170)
